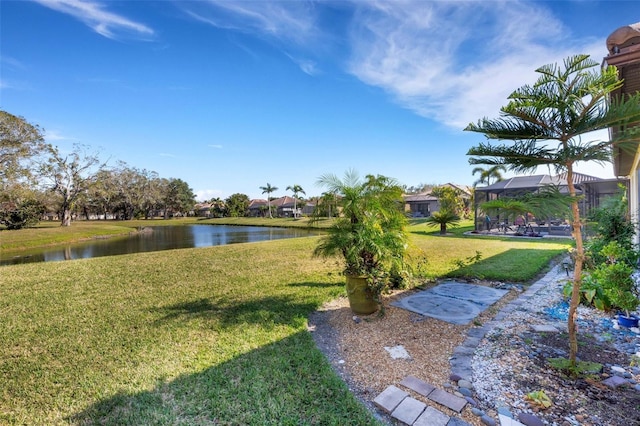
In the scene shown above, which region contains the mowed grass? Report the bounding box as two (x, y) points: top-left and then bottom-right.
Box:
(0, 237), (378, 425)
(408, 220), (573, 281)
(0, 219), (573, 424)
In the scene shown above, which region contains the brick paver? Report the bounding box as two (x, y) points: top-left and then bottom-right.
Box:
(413, 406), (450, 426)
(391, 397), (427, 425)
(427, 389), (467, 413)
(373, 385), (408, 413)
(400, 375), (436, 397)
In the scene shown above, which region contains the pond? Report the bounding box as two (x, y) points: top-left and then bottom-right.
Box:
(0, 225), (323, 266)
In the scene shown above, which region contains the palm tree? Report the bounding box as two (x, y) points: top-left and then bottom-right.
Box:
(312, 170), (411, 312)
(259, 183), (278, 218)
(466, 54), (640, 367)
(286, 184), (305, 218)
(471, 165), (506, 187)
(425, 210), (460, 235)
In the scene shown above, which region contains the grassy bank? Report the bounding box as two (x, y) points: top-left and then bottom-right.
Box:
(0, 220), (572, 424)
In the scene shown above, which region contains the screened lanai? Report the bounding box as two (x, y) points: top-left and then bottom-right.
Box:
(473, 173), (627, 236)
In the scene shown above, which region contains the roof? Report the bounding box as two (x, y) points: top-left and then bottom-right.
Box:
(476, 173), (613, 193)
(606, 22), (640, 54)
(476, 175), (565, 191)
(248, 199), (268, 208)
(403, 193), (439, 202)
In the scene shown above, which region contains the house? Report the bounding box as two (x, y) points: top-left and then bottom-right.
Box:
(604, 22), (640, 242)
(248, 196), (309, 217)
(248, 199), (268, 217)
(473, 173), (625, 233)
(403, 183), (472, 217)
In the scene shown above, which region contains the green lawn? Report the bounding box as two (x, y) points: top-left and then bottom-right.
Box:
(0, 219), (573, 424)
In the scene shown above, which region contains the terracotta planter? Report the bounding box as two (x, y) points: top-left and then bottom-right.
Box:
(345, 275), (378, 315)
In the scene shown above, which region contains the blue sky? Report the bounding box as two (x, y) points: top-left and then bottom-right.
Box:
(1, 1), (637, 201)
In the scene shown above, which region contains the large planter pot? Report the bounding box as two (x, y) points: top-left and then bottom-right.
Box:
(617, 314), (639, 328)
(346, 275), (378, 315)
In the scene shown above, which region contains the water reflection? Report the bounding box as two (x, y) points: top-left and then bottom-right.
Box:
(1, 225), (322, 266)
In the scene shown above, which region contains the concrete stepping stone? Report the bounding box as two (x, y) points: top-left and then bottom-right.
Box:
(374, 385), (408, 413)
(428, 389), (467, 413)
(498, 414), (525, 426)
(391, 396), (426, 425)
(400, 375), (436, 397)
(391, 282), (508, 325)
(413, 406), (450, 426)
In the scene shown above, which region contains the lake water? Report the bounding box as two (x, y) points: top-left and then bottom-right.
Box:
(0, 225), (323, 266)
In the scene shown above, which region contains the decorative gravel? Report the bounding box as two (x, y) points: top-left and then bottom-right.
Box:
(309, 284), (523, 426)
(310, 265), (640, 425)
(471, 266), (640, 425)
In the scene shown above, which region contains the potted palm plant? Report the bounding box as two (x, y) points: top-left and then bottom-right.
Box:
(312, 170), (411, 314)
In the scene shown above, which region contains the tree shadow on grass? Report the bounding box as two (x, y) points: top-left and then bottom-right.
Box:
(151, 293), (324, 329)
(287, 280), (343, 289)
(67, 331), (378, 425)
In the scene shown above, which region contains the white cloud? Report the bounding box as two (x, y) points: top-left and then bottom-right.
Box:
(182, 1), (324, 75)
(195, 188), (224, 202)
(208, 144), (223, 149)
(285, 53), (319, 76)
(183, 0), (317, 45)
(159, 153), (176, 158)
(345, 1), (606, 129)
(33, 0), (154, 40)
(44, 129), (73, 141)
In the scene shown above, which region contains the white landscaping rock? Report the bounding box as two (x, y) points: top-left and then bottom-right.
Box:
(384, 345), (412, 359)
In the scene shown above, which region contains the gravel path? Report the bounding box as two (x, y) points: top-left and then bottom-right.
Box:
(308, 262), (640, 425)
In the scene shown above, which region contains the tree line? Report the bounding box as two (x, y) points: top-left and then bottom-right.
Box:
(0, 110), (196, 229)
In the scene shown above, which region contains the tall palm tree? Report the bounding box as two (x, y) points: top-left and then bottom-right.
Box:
(466, 54), (640, 367)
(259, 183), (278, 218)
(286, 184), (305, 218)
(471, 165), (506, 187)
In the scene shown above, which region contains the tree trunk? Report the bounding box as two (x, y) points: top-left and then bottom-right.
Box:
(440, 223), (446, 235)
(566, 167), (584, 367)
(61, 208), (72, 226)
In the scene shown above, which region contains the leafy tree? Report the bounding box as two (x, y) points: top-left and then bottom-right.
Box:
(0, 110), (49, 185)
(466, 54), (640, 366)
(259, 183), (278, 218)
(87, 169), (120, 219)
(286, 184), (305, 218)
(225, 193), (250, 217)
(206, 197), (226, 218)
(40, 144), (104, 226)
(163, 178), (195, 218)
(0, 186), (46, 230)
(471, 165), (506, 187)
(431, 186), (465, 216)
(586, 186), (637, 268)
(315, 192), (338, 218)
